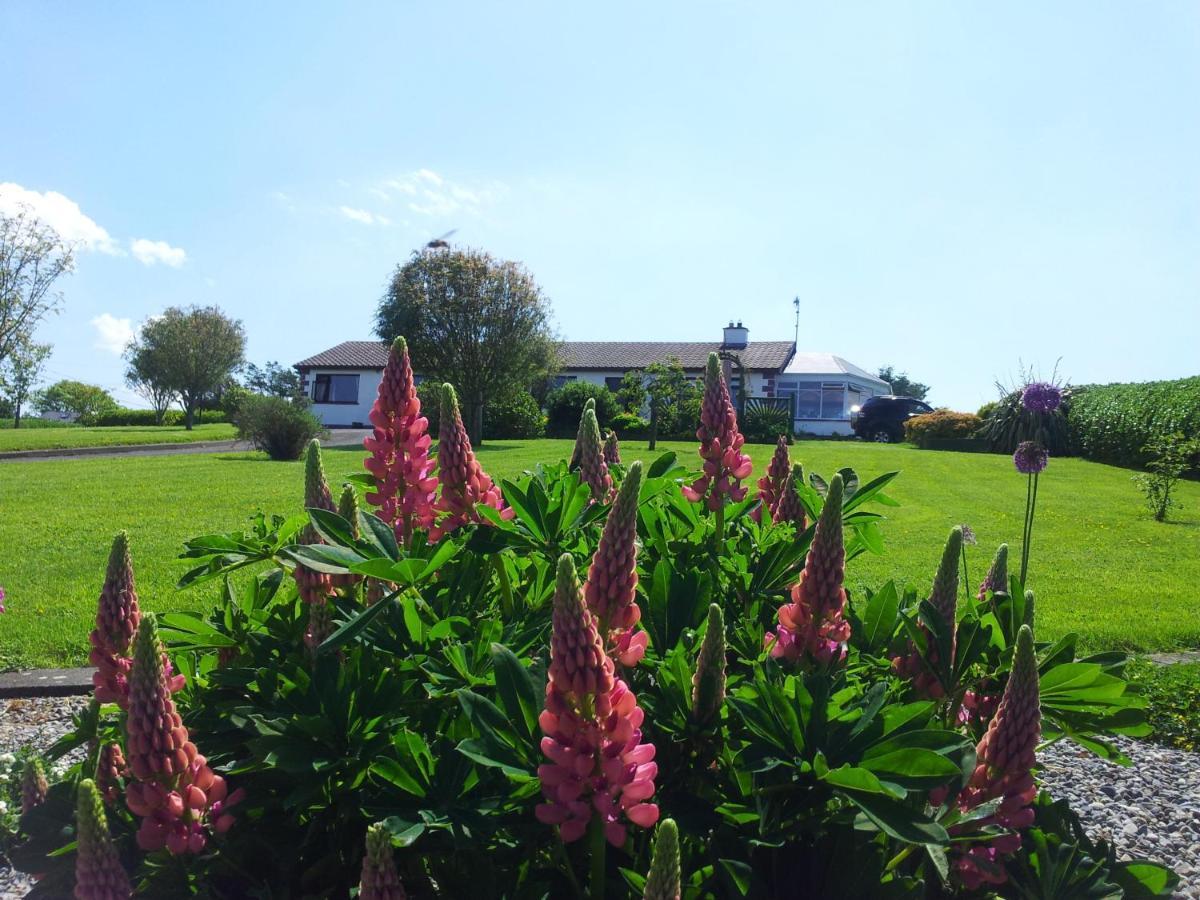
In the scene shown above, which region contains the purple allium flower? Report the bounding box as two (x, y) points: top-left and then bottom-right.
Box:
(1013, 441), (1049, 475)
(1021, 382), (1062, 415)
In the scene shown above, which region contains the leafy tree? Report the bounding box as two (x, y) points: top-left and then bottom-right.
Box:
(0, 332), (52, 427)
(126, 306), (246, 429)
(615, 370), (647, 414)
(0, 207), (73, 369)
(124, 339), (177, 426)
(244, 361), (302, 398)
(33, 379), (117, 421)
(877, 365), (930, 401)
(544, 381), (619, 436)
(645, 357), (699, 449)
(375, 246), (557, 443)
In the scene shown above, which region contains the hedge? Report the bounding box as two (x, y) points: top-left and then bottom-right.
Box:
(83, 408), (230, 427)
(1068, 376), (1200, 468)
(904, 410), (982, 444)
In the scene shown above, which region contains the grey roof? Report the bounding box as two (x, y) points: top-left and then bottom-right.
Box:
(296, 340), (796, 373)
(295, 341), (391, 369)
(782, 352), (891, 387)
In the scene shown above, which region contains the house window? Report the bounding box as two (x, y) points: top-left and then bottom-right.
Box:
(795, 387), (821, 419)
(552, 375), (578, 390)
(604, 376), (623, 392)
(312, 373), (360, 404)
(821, 383), (846, 419)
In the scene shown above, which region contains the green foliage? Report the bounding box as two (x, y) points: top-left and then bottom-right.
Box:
(484, 388), (545, 439)
(977, 400), (999, 420)
(741, 398), (792, 443)
(233, 395), (325, 460)
(644, 357), (700, 440)
(544, 380), (619, 436)
(84, 407), (230, 427)
(243, 361), (303, 398)
(9, 441), (1174, 898)
(614, 370), (648, 414)
(904, 410), (982, 443)
(0, 333), (52, 427)
(1126, 660), (1200, 753)
(610, 411), (649, 438)
(1132, 432), (1199, 521)
(32, 379), (118, 421)
(877, 365), (930, 401)
(1070, 376), (1200, 469)
(980, 388), (1072, 455)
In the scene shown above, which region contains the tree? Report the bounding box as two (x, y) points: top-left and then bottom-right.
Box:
(125, 339), (177, 425)
(615, 370), (648, 414)
(243, 361), (302, 398)
(375, 246), (557, 443)
(33, 379), (117, 421)
(0, 333), (51, 427)
(0, 207), (73, 369)
(877, 365), (930, 401)
(128, 306), (246, 429)
(645, 357), (698, 450)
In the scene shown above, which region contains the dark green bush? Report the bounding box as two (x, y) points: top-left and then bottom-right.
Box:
(1068, 376), (1200, 468)
(609, 411), (649, 438)
(484, 389), (545, 439)
(84, 408), (230, 427)
(980, 389), (1073, 455)
(233, 395), (325, 460)
(976, 400), (998, 420)
(741, 401), (792, 444)
(1126, 659), (1200, 752)
(544, 381), (619, 436)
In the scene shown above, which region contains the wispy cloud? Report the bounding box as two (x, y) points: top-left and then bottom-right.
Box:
(0, 182), (122, 254)
(130, 238), (187, 267)
(339, 205), (391, 226)
(90, 313), (135, 354)
(374, 169), (505, 217)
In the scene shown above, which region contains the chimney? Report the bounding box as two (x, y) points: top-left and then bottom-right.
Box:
(722, 320), (749, 349)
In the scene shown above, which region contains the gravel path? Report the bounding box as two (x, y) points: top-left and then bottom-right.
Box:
(2, 697), (1196, 897)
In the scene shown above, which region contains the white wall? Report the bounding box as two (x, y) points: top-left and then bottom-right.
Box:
(301, 368), (383, 427)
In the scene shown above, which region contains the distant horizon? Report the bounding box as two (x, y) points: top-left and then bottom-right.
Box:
(2, 2), (1197, 416)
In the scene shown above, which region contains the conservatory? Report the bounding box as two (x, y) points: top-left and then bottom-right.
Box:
(773, 352), (892, 436)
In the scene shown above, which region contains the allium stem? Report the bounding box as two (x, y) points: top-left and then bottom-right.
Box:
(1019, 472), (1040, 587)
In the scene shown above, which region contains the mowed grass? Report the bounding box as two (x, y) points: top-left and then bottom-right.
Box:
(1, 439), (1198, 669)
(0, 423), (237, 452)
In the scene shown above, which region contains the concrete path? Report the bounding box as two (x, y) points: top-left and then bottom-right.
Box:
(0, 428), (371, 462)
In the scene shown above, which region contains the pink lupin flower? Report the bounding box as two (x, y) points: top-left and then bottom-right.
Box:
(890, 527), (963, 698)
(429, 384), (512, 540)
(124, 615), (243, 855)
(681, 354), (753, 511)
(771, 464), (808, 532)
(752, 436), (791, 524)
(766, 474), (850, 667)
(576, 407), (614, 503)
(536, 555), (659, 846)
(359, 823), (407, 900)
(362, 337), (438, 544)
(95, 743), (127, 806)
(584, 461), (646, 666)
(74, 779), (132, 900)
(569, 398), (597, 471)
(89, 533), (141, 708)
(603, 430), (621, 467)
(21, 758), (48, 815)
(978, 543), (1009, 602)
(950, 625), (1041, 890)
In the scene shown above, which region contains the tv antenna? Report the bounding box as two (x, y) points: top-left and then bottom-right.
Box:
(793, 296), (800, 346)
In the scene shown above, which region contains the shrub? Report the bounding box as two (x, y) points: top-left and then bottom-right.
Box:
(82, 408), (231, 427)
(1126, 659), (1200, 752)
(980, 388), (1072, 455)
(233, 395), (325, 460)
(609, 411), (649, 438)
(976, 400), (998, 420)
(905, 410), (982, 443)
(484, 389), (545, 439)
(544, 381), (619, 436)
(740, 401), (793, 444)
(1069, 376), (1200, 468)
(1133, 432), (1200, 521)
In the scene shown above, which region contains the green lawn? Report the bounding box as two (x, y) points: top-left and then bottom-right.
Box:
(0, 423), (237, 452)
(1, 439), (1198, 669)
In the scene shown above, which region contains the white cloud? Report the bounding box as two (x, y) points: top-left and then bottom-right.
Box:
(130, 238), (187, 267)
(375, 169), (505, 217)
(339, 206), (390, 226)
(0, 182), (122, 254)
(90, 313), (135, 354)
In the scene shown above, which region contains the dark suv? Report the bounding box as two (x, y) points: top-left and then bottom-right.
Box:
(850, 396), (933, 443)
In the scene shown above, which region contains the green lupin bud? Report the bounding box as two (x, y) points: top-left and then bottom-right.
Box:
(338, 484), (361, 539)
(643, 818), (681, 900)
(1022, 589), (1035, 629)
(691, 604), (726, 726)
(74, 778), (132, 900)
(979, 543), (1010, 600)
(930, 526), (963, 626)
(570, 397), (597, 470)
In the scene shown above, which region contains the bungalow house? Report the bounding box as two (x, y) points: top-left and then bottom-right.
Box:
(294, 322), (891, 436)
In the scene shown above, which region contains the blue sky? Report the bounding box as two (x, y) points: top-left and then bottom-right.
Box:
(2, 2), (1197, 410)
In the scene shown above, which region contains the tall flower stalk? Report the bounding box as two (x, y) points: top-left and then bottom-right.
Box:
(771, 464), (807, 532)
(362, 336), (437, 544)
(681, 354), (752, 541)
(359, 822), (407, 900)
(296, 440), (337, 652)
(753, 436), (790, 524)
(602, 430), (621, 466)
(576, 406), (614, 503)
(570, 398), (597, 470)
(89, 533), (141, 708)
(891, 527), (963, 699)
(767, 475), (850, 667)
(536, 555), (659, 895)
(1013, 440), (1047, 588)
(643, 818), (681, 900)
(691, 604), (726, 726)
(583, 461), (646, 665)
(430, 384), (511, 540)
(74, 778), (132, 900)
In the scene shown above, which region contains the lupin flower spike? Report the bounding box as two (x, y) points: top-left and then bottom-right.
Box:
(771, 464), (807, 531)
(767, 474), (850, 667)
(359, 822), (407, 900)
(603, 429), (621, 466)
(978, 543), (1009, 601)
(643, 818), (681, 900)
(681, 354), (752, 510)
(362, 336), (437, 543)
(21, 758), (48, 814)
(753, 435), (790, 523)
(429, 383), (512, 540)
(89, 532), (141, 707)
(329, 484), (363, 592)
(295, 440), (337, 609)
(74, 779), (132, 900)
(584, 461), (646, 665)
(577, 406), (614, 503)
(952, 624), (1041, 890)
(96, 743), (126, 806)
(691, 604), (726, 726)
(536, 555), (659, 846)
(1023, 589), (1035, 629)
(891, 527), (963, 698)
(570, 397), (597, 470)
